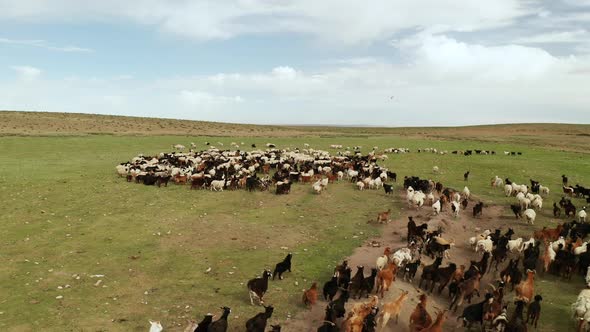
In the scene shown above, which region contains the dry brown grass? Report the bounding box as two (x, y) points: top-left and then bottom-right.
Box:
(1, 111), (589, 152)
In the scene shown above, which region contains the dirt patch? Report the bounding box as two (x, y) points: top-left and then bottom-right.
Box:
(282, 203), (511, 331)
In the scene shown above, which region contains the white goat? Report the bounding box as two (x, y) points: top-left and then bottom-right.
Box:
(432, 200), (441, 215)
(149, 321), (163, 332)
(580, 208), (588, 223)
(356, 181), (365, 191)
(451, 201), (460, 217)
(391, 248), (413, 267)
(469, 230), (491, 250)
(210, 180), (225, 191)
(462, 186), (470, 200)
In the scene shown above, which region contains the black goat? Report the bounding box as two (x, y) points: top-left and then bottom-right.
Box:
(526, 295), (543, 328)
(510, 204), (523, 218)
(349, 266), (365, 299)
(359, 268), (378, 298)
(323, 274), (339, 301)
(247, 270), (272, 305)
(473, 202), (484, 218)
(273, 253), (292, 280)
(383, 183), (393, 194)
(194, 313), (213, 332)
(245, 305), (273, 332)
(403, 259), (421, 282)
(457, 293), (493, 330)
(208, 306), (231, 332)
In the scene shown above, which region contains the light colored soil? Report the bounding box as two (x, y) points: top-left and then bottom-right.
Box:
(281, 201), (521, 332)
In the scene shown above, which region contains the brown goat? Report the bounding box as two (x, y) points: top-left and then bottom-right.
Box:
(376, 262), (397, 298)
(376, 209), (392, 224)
(449, 272), (481, 312)
(302, 282), (318, 308)
(409, 294), (432, 331)
(378, 290), (409, 329)
(418, 310), (447, 332)
(515, 270), (535, 303)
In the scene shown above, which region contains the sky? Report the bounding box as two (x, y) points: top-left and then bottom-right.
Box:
(0, 0), (589, 126)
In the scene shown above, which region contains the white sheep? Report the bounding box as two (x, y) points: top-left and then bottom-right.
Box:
(149, 321), (163, 332)
(516, 192), (525, 201)
(356, 181), (365, 191)
(462, 186), (470, 200)
(531, 197), (543, 210)
(492, 176), (503, 187)
(433, 166), (439, 174)
(210, 180), (225, 191)
(504, 184), (513, 197)
(337, 171), (344, 181)
(374, 177), (383, 189)
(321, 177), (329, 187)
(469, 230), (491, 250)
(312, 183), (324, 194)
(539, 185), (550, 196)
(451, 201), (460, 217)
(573, 288), (590, 331)
(579, 208), (587, 223)
(115, 164), (129, 177)
(432, 200), (441, 215)
(452, 192), (461, 203)
(507, 238), (524, 253)
(476, 236), (493, 254)
(412, 191), (426, 208)
(519, 198), (531, 211)
(523, 209), (536, 224)
(348, 170), (359, 180)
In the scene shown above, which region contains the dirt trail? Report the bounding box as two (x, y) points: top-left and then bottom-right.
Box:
(282, 201), (512, 332)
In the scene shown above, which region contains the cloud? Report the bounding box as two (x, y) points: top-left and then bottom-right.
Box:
(11, 65), (41, 81)
(0, 37), (93, 52)
(0, 0), (533, 44)
(512, 29), (589, 44)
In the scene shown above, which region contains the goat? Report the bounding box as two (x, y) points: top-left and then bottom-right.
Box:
(349, 266), (365, 299)
(245, 305), (273, 332)
(273, 253), (292, 280)
(208, 306), (231, 332)
(195, 314), (213, 332)
(409, 294), (432, 331)
(149, 321), (163, 332)
(302, 282), (318, 308)
(449, 272), (482, 312)
(383, 183), (393, 194)
(376, 262), (397, 298)
(376, 209), (392, 224)
(515, 270), (535, 303)
(526, 294), (543, 328)
(378, 290), (409, 330)
(457, 293), (493, 331)
(247, 270), (272, 305)
(323, 274), (339, 301)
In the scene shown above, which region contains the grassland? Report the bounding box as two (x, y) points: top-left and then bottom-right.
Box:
(0, 112), (589, 331)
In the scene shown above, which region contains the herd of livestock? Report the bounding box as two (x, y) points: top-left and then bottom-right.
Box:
(119, 144), (590, 332)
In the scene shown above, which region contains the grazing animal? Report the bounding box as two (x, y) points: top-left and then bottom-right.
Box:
(273, 253), (292, 280)
(383, 183), (393, 194)
(473, 202), (484, 218)
(323, 275), (339, 301)
(349, 266), (366, 299)
(149, 321), (163, 332)
(302, 282), (318, 307)
(247, 270), (272, 305)
(526, 295), (543, 328)
(464, 171), (470, 181)
(419, 257), (443, 289)
(515, 270), (535, 303)
(208, 307), (231, 332)
(376, 262), (397, 298)
(420, 310), (447, 332)
(360, 268), (378, 298)
(330, 289), (350, 319)
(523, 209), (536, 224)
(432, 200), (441, 215)
(376, 247), (392, 271)
(376, 209), (392, 223)
(451, 201), (460, 217)
(245, 305), (273, 332)
(404, 259), (421, 282)
(409, 294), (432, 331)
(378, 290), (409, 330)
(506, 300), (528, 332)
(195, 314), (213, 332)
(580, 208), (588, 223)
(553, 202), (562, 217)
(449, 272), (482, 312)
(457, 293), (493, 330)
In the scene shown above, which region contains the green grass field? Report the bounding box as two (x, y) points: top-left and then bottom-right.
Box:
(1, 132), (589, 331)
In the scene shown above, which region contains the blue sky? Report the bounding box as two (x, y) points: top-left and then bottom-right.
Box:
(1, 0), (589, 126)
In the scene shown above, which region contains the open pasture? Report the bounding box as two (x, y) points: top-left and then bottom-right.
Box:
(1, 129), (589, 331)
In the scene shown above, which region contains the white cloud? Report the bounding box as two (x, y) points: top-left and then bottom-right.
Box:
(512, 29), (589, 44)
(11, 65), (41, 81)
(0, 37), (93, 52)
(0, 0), (532, 44)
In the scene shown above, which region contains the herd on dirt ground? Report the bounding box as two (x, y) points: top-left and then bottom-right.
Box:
(118, 143), (590, 332)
